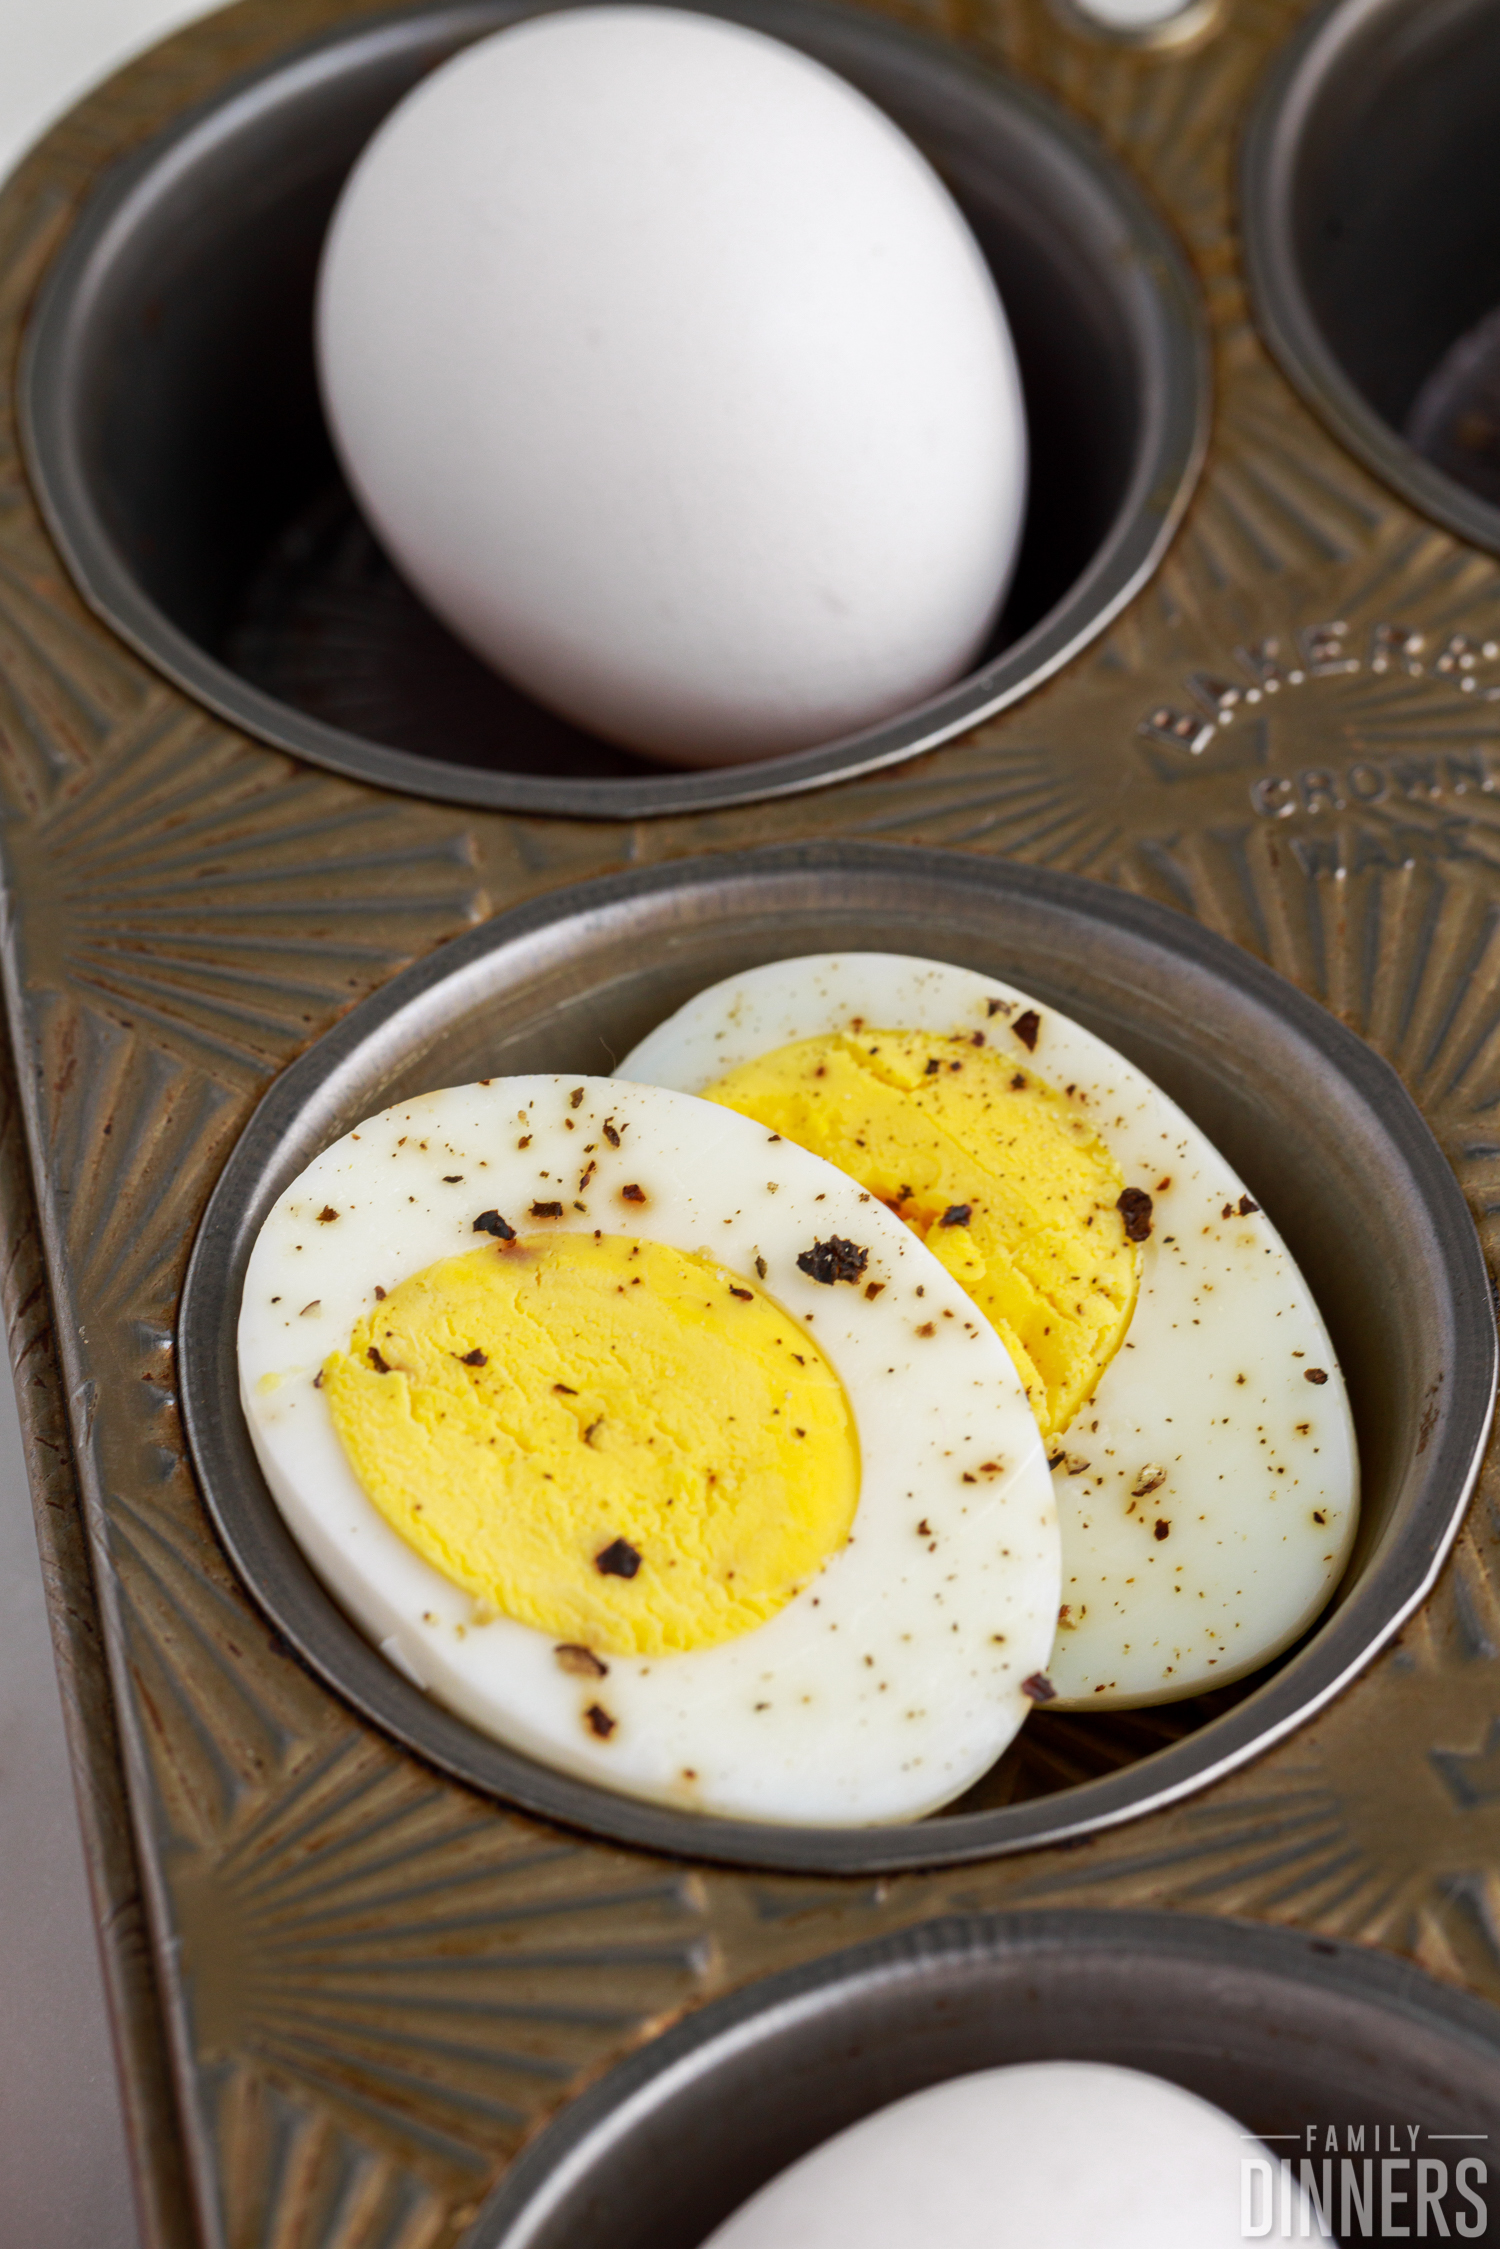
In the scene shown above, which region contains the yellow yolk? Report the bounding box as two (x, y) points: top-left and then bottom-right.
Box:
(704, 1031), (1139, 1438)
(321, 1232), (859, 1657)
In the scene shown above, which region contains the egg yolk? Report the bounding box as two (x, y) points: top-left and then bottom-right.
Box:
(321, 1232), (859, 1658)
(704, 1030), (1138, 1438)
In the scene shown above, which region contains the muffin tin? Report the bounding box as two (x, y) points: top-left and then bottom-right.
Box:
(7, 0), (1500, 2243)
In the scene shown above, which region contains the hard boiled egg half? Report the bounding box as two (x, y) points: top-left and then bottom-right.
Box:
(238, 1077), (1058, 1825)
(620, 954), (1360, 1707)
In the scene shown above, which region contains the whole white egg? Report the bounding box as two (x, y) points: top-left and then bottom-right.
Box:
(700, 2061), (1313, 2248)
(316, 5), (1028, 765)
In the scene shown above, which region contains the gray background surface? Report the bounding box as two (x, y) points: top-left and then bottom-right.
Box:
(2, 18), (206, 2245)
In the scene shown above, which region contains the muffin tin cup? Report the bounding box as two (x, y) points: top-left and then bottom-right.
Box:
(473, 1909), (1500, 2248)
(19, 0), (1208, 819)
(1242, 0), (1500, 555)
(178, 842), (1496, 1875)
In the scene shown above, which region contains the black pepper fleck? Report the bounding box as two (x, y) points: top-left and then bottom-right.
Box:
(473, 1210), (516, 1240)
(595, 1538), (642, 1579)
(1117, 1187), (1154, 1242)
(796, 1236), (869, 1285)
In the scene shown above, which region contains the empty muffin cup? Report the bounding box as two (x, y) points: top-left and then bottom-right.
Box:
(1243, 0), (1500, 557)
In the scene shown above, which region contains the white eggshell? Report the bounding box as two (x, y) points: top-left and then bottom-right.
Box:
(701, 2061), (1308, 2249)
(1072, 0), (1196, 25)
(238, 1076), (1058, 1826)
(316, 5), (1027, 765)
(619, 952), (1361, 1708)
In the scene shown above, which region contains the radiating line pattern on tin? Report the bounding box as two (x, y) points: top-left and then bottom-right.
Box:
(4, 4), (1500, 2248)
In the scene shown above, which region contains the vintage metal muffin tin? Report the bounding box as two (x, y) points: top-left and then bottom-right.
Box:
(179, 844), (1493, 1873)
(9, 0), (1500, 2243)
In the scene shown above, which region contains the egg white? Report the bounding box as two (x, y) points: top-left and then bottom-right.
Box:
(238, 1075), (1058, 1825)
(619, 953), (1361, 1707)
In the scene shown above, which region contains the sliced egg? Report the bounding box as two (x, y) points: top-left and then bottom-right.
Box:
(700, 2061), (1307, 2249)
(619, 953), (1360, 1708)
(238, 1075), (1058, 1824)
